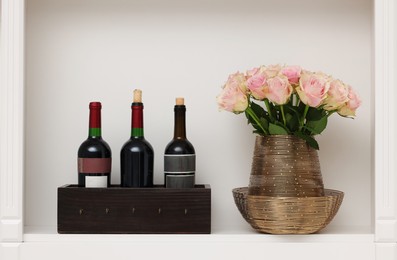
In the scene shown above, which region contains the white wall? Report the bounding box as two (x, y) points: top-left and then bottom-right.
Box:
(25, 0), (373, 231)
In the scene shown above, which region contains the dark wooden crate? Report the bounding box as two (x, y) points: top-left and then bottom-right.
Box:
(58, 184), (211, 234)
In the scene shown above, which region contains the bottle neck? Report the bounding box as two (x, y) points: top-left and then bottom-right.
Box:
(88, 103), (102, 138)
(174, 105), (186, 139)
(131, 102), (144, 138)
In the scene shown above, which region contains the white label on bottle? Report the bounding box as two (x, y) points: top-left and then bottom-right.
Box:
(85, 176), (107, 188)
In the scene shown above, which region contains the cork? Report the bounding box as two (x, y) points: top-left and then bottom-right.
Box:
(133, 89), (142, 103)
(176, 97), (184, 105)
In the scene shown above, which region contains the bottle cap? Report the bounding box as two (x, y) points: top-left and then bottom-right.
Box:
(89, 102), (102, 109)
(133, 89), (142, 103)
(176, 97), (184, 105)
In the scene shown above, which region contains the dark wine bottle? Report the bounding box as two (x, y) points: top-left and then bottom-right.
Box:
(164, 97), (196, 188)
(78, 102), (112, 188)
(120, 89), (154, 187)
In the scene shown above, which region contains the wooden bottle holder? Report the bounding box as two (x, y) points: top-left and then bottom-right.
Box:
(57, 184), (211, 234)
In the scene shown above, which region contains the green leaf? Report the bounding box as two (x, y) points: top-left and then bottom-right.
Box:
(264, 99), (277, 122)
(250, 101), (266, 118)
(245, 110), (250, 121)
(273, 120), (286, 128)
(249, 119), (263, 132)
(297, 102), (307, 113)
(269, 123), (289, 135)
(305, 116), (328, 135)
(285, 104), (300, 118)
(259, 117), (269, 130)
(251, 123), (261, 132)
(246, 110), (269, 131)
(286, 113), (299, 132)
(294, 132), (320, 150)
(302, 125), (317, 134)
(306, 107), (325, 121)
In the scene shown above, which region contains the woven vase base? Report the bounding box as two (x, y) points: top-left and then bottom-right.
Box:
(232, 187), (344, 234)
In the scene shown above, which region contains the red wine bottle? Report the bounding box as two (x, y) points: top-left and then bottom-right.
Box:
(120, 89), (154, 187)
(164, 97), (195, 188)
(78, 102), (112, 187)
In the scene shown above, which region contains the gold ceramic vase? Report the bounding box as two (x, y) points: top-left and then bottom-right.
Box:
(248, 135), (324, 197)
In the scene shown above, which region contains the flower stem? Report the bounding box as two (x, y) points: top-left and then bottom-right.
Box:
(280, 105), (287, 126)
(300, 105), (310, 129)
(246, 106), (268, 135)
(295, 93), (301, 107)
(264, 99), (274, 121)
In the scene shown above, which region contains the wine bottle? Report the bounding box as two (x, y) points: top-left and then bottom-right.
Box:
(78, 102), (112, 188)
(164, 97), (196, 188)
(120, 89), (154, 187)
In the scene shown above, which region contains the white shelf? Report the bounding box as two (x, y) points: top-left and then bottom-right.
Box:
(18, 226), (376, 260)
(23, 226), (374, 243)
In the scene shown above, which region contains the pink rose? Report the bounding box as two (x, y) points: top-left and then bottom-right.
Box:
(297, 72), (330, 107)
(281, 65), (302, 84)
(338, 86), (361, 117)
(217, 72), (249, 113)
(323, 79), (349, 111)
(246, 66), (263, 77)
(264, 64), (282, 78)
(225, 71), (247, 92)
(246, 66), (267, 100)
(264, 75), (293, 105)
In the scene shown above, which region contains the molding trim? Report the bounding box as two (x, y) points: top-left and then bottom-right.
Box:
(374, 0), (397, 242)
(376, 243), (397, 260)
(0, 243), (21, 260)
(0, 0), (25, 242)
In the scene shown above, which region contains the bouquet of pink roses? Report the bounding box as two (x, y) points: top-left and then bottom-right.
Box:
(217, 65), (361, 149)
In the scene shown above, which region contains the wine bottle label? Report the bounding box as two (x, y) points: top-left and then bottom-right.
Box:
(164, 154), (195, 174)
(78, 158), (111, 173)
(165, 174), (195, 188)
(85, 176), (108, 188)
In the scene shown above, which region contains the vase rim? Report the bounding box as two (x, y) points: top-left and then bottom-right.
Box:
(255, 134), (303, 138)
